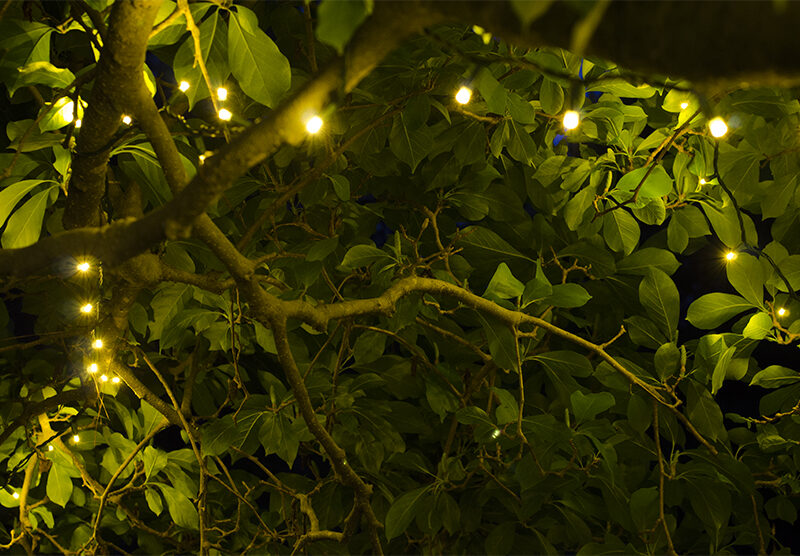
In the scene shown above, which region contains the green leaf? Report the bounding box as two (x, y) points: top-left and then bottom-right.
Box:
(615, 165), (673, 199)
(686, 293), (754, 329)
(603, 209), (640, 255)
(143, 446), (168, 481)
(385, 487), (430, 540)
(228, 9), (290, 108)
(687, 383), (725, 442)
(259, 413), (300, 466)
(630, 487), (659, 530)
(339, 244), (390, 271)
(542, 283), (591, 308)
(750, 365), (800, 388)
(617, 248), (680, 276)
(10, 61), (74, 95)
(483, 263), (524, 300)
(46, 462), (73, 507)
(0, 179), (53, 228)
(476, 67), (507, 114)
(477, 313), (519, 372)
(711, 345), (736, 395)
(316, 0), (371, 53)
(389, 114), (433, 172)
(522, 261), (552, 306)
(156, 484), (199, 530)
(510, 0), (553, 27)
(654, 342), (680, 381)
(173, 12), (228, 108)
(570, 390), (616, 423)
(327, 175), (350, 201)
(1, 186), (55, 249)
(726, 253), (764, 306)
(456, 226), (535, 267)
(639, 268), (679, 341)
(539, 78), (564, 115)
(145, 487), (163, 516)
(353, 329), (386, 365)
(533, 351), (593, 378)
(743, 312), (772, 339)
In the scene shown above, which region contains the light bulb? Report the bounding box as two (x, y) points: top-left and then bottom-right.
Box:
(80, 303), (93, 314)
(93, 339), (103, 349)
(111, 376), (120, 384)
(73, 435), (80, 443)
(77, 261), (90, 272)
(87, 363), (98, 374)
(709, 117), (728, 138)
(121, 115), (132, 125)
(12, 492), (19, 499)
(699, 178), (706, 185)
(725, 251), (737, 261)
(455, 86), (472, 105)
(563, 110), (580, 130)
(218, 108), (232, 121)
(178, 80), (190, 92)
(48, 445), (54, 452)
(491, 428), (501, 439)
(216, 87), (228, 101)
(100, 374), (108, 382)
(305, 115), (323, 134)
(74, 119), (82, 128)
(778, 307), (787, 317)
(680, 102), (689, 110)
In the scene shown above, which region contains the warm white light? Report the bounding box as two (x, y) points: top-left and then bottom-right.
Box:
(680, 102), (689, 110)
(74, 119), (82, 128)
(709, 117), (728, 138)
(778, 307), (788, 317)
(87, 363), (98, 374)
(699, 178), (706, 185)
(725, 251), (737, 261)
(216, 87), (228, 101)
(121, 115), (132, 125)
(93, 339), (103, 349)
(48, 445), (54, 452)
(111, 376), (120, 384)
(100, 374), (108, 383)
(77, 261), (90, 272)
(455, 86), (472, 105)
(218, 108), (232, 121)
(12, 492), (19, 500)
(199, 153), (207, 164)
(305, 115), (323, 134)
(491, 428), (501, 439)
(80, 303), (93, 314)
(178, 80), (190, 92)
(563, 110), (580, 130)
(72, 435), (80, 443)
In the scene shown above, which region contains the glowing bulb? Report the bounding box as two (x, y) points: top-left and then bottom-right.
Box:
(73, 435), (80, 443)
(491, 428), (501, 439)
(12, 492), (19, 499)
(111, 376), (120, 384)
(100, 374), (108, 383)
(305, 115), (323, 134)
(178, 80), (190, 92)
(680, 102), (689, 110)
(563, 110), (580, 130)
(709, 117), (728, 138)
(199, 153), (207, 164)
(48, 445), (54, 452)
(778, 307), (788, 317)
(699, 178), (706, 185)
(74, 119), (82, 128)
(455, 86), (472, 105)
(725, 251), (737, 261)
(93, 339), (103, 349)
(216, 87), (228, 101)
(77, 261), (90, 272)
(80, 303), (93, 314)
(218, 108), (232, 121)
(87, 363), (98, 374)
(121, 115), (132, 125)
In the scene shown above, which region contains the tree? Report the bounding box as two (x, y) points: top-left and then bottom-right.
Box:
(2, 0), (800, 553)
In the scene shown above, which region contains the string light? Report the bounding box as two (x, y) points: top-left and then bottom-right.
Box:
(709, 117), (728, 138)
(305, 115), (323, 134)
(93, 339), (103, 349)
(80, 303), (93, 314)
(87, 363), (98, 373)
(725, 251), (737, 261)
(563, 110), (580, 130)
(778, 307), (788, 317)
(178, 80), (190, 92)
(100, 374), (109, 383)
(218, 108), (232, 121)
(12, 492), (19, 500)
(699, 178), (706, 185)
(48, 445), (54, 452)
(111, 376), (120, 384)
(77, 261), (90, 272)
(121, 115), (132, 125)
(216, 87), (228, 101)
(72, 435), (80, 443)
(491, 428), (501, 439)
(680, 102), (689, 110)
(455, 86), (472, 105)
(74, 119), (82, 128)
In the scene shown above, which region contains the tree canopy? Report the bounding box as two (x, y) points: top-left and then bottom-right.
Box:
(2, 1), (800, 554)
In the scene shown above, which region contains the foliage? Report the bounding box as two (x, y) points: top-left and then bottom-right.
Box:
(1, 1), (800, 554)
